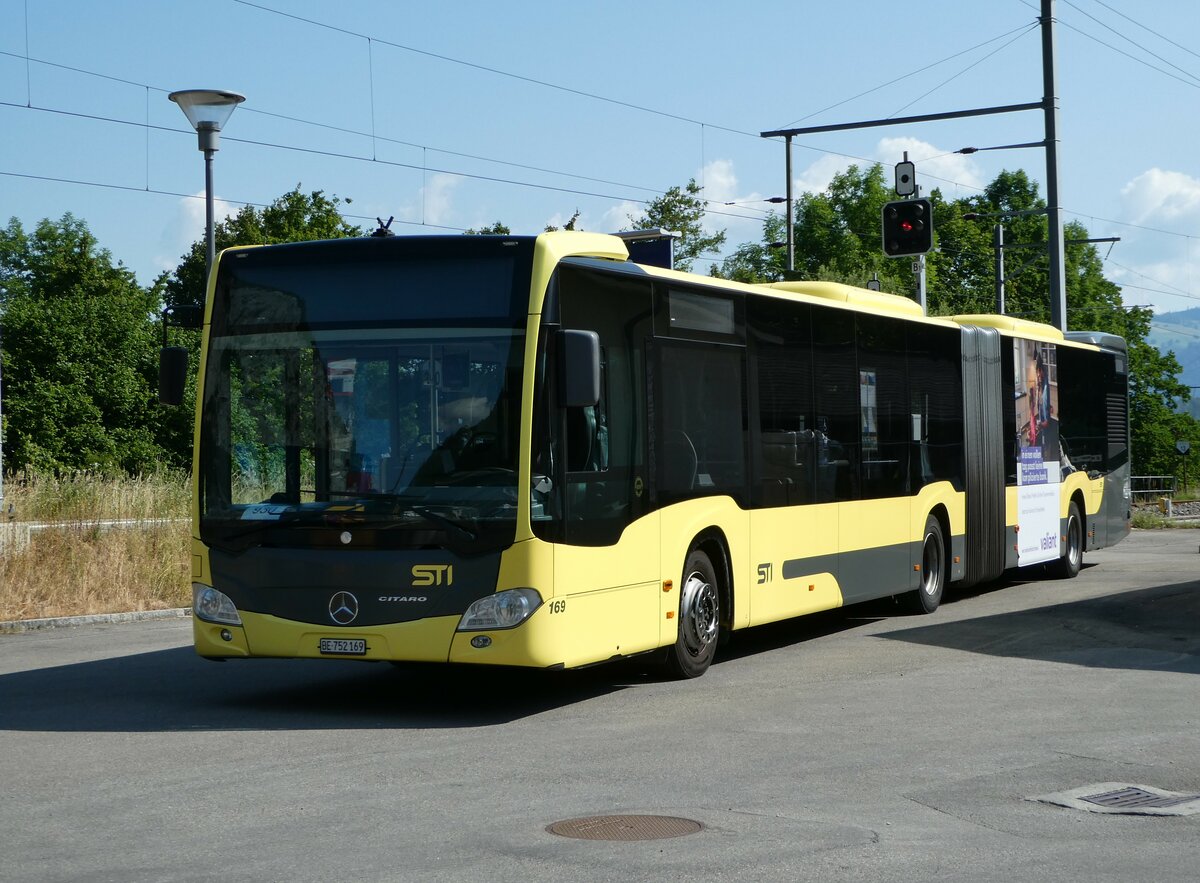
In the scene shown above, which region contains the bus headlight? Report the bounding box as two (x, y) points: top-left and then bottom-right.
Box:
(192, 583), (242, 626)
(457, 588), (542, 631)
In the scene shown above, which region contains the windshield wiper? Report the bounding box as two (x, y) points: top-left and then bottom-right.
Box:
(406, 506), (477, 542)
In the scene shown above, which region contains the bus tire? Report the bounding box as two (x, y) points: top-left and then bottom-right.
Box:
(665, 548), (721, 679)
(1048, 501), (1083, 579)
(901, 515), (946, 614)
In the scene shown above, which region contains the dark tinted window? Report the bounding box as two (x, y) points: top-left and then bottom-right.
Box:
(813, 310), (860, 502)
(750, 299), (815, 507)
(533, 265), (652, 546)
(215, 237), (534, 333)
(655, 341), (747, 505)
(909, 323), (964, 489)
(857, 314), (910, 498)
(1058, 345), (1128, 474)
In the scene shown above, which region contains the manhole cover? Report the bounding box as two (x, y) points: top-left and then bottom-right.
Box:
(547, 814), (703, 841)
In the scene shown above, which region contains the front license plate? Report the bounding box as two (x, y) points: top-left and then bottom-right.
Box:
(319, 638), (367, 656)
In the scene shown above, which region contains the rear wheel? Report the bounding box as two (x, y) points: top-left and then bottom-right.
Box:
(1047, 501), (1083, 579)
(665, 549), (721, 679)
(901, 515), (946, 614)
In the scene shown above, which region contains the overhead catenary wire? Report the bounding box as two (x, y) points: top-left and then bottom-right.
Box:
(234, 0), (760, 141)
(0, 99), (772, 227)
(1062, 0), (1200, 86)
(1089, 0), (1200, 62)
(774, 22), (1042, 130)
(887, 23), (1040, 118)
(0, 48), (781, 226)
(227, 1), (1016, 196)
(0, 169), (467, 232)
(1015, 0), (1200, 90)
(0, 39), (991, 221)
(3, 10), (1195, 282)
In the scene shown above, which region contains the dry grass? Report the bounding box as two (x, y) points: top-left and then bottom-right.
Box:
(2, 468), (190, 523)
(0, 525), (191, 621)
(1, 470), (192, 621)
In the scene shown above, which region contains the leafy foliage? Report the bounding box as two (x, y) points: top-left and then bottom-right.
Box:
(464, 221), (512, 235)
(627, 178), (726, 273)
(1, 215), (166, 472)
(164, 186), (361, 311)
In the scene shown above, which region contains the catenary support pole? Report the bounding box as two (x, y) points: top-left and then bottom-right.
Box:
(1042, 0), (1067, 331)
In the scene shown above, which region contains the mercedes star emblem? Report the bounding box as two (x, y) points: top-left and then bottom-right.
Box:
(328, 591), (359, 625)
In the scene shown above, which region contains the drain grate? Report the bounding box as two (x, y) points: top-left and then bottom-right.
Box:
(547, 814), (703, 841)
(1030, 782), (1200, 816)
(1081, 787), (1200, 810)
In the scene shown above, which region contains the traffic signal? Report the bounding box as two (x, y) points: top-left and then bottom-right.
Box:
(882, 198), (932, 257)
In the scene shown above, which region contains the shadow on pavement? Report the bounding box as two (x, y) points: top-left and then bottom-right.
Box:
(879, 578), (1200, 674)
(0, 648), (643, 733)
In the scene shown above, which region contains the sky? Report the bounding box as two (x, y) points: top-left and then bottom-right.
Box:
(2, 0), (1200, 324)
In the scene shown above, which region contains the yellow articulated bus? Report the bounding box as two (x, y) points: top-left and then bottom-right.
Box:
(168, 230), (1130, 678)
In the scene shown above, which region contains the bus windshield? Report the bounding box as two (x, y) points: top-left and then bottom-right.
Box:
(198, 237), (534, 553)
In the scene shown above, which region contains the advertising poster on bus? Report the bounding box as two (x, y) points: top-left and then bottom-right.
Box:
(1014, 339), (1061, 565)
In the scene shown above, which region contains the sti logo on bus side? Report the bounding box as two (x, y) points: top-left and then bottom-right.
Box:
(412, 564), (454, 586)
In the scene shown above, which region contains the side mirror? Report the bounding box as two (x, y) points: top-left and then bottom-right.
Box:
(159, 347), (189, 406)
(557, 329), (600, 408)
(158, 304), (203, 406)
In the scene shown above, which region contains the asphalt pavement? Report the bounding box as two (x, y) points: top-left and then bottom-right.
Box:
(1, 528), (1197, 882)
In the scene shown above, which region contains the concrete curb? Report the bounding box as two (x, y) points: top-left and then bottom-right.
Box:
(0, 608), (192, 634)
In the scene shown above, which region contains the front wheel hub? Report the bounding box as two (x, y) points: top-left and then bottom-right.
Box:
(679, 572), (719, 655)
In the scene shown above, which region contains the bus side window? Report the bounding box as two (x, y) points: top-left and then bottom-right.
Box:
(813, 311), (859, 502)
(749, 300), (815, 508)
(545, 265), (652, 547)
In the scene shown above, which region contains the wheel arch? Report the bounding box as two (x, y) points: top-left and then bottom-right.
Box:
(689, 526), (734, 640)
(926, 502), (951, 546)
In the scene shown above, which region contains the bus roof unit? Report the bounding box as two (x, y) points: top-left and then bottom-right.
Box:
(761, 280), (926, 319)
(950, 314), (1065, 342)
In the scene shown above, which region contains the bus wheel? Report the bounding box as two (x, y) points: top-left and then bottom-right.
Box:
(1048, 501), (1083, 579)
(902, 515), (945, 614)
(665, 549), (721, 679)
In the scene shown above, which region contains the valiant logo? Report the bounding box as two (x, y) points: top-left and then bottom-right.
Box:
(412, 564), (454, 586)
(378, 596), (428, 603)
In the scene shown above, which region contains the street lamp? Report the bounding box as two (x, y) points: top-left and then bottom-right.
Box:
(168, 89), (245, 277)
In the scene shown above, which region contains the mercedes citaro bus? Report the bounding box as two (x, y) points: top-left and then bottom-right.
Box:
(161, 230), (1130, 678)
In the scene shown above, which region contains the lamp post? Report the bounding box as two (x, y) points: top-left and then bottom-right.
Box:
(168, 89), (245, 277)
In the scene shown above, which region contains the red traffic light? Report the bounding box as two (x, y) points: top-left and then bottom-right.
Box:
(882, 199), (933, 257)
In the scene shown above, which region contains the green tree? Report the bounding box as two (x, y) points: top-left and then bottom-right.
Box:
(719, 212), (789, 283)
(544, 210), (581, 233)
(0, 215), (166, 473)
(464, 221), (511, 235)
(628, 178), (726, 273)
(165, 186), (361, 311)
(721, 164), (916, 294)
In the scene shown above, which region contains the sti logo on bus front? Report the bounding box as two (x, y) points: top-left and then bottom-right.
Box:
(412, 564), (454, 586)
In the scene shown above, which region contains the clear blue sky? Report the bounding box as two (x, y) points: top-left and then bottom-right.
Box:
(3, 0), (1199, 319)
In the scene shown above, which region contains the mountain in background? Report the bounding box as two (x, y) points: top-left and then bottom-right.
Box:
(1147, 306), (1200, 419)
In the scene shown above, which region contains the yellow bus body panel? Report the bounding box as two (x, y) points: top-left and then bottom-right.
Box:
(749, 502), (842, 625)
(452, 520), (662, 668)
(197, 612), (460, 662)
